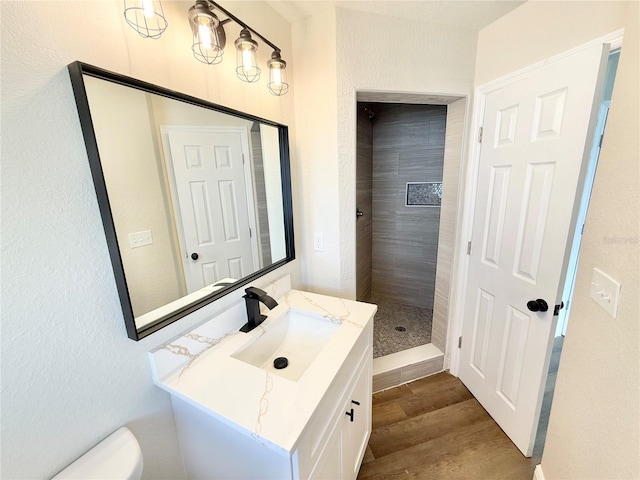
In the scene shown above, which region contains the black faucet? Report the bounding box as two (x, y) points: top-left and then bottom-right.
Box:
(239, 286), (278, 333)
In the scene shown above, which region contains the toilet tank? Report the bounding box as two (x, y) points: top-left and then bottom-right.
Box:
(52, 427), (143, 480)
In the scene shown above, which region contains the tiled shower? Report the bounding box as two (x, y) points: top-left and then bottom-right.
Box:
(356, 103), (447, 358)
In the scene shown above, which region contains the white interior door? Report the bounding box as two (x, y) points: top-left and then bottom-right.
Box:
(163, 127), (257, 293)
(458, 43), (608, 456)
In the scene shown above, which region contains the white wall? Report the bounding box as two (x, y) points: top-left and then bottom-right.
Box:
(0, 1), (298, 479)
(292, 8), (341, 295)
(292, 6), (477, 297)
(476, 1), (639, 478)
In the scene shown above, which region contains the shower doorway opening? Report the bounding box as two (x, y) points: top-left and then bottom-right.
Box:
(355, 93), (466, 391)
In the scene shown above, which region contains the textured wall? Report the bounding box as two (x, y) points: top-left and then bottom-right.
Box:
(291, 8), (341, 295)
(336, 7), (477, 298)
(0, 2), (298, 479)
(292, 6), (476, 301)
(476, 1), (639, 477)
(370, 104), (446, 310)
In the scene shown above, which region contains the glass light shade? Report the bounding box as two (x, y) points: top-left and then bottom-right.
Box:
(123, 0), (168, 39)
(188, 2), (223, 65)
(267, 51), (289, 96)
(234, 29), (260, 83)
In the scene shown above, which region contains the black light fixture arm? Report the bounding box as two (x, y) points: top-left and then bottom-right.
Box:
(124, 0), (289, 95)
(205, 0), (281, 53)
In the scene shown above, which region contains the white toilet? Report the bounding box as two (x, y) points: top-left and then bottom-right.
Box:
(52, 427), (144, 479)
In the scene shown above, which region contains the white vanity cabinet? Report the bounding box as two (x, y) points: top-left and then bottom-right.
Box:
(295, 330), (372, 480)
(170, 319), (373, 480)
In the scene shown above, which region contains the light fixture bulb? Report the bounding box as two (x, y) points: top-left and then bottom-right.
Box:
(188, 1), (224, 65)
(197, 19), (213, 49)
(234, 29), (260, 83)
(267, 50), (289, 96)
(242, 48), (253, 70)
(141, 0), (154, 18)
(123, 0), (168, 39)
(271, 67), (282, 86)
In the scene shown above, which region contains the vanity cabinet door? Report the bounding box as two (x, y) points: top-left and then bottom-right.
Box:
(341, 356), (372, 480)
(295, 321), (373, 480)
(308, 417), (342, 480)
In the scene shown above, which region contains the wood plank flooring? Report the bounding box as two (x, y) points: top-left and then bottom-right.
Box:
(358, 373), (536, 480)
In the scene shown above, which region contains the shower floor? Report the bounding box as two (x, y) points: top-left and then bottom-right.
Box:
(368, 296), (433, 358)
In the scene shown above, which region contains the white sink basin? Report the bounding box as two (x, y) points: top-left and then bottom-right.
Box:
(232, 310), (340, 381)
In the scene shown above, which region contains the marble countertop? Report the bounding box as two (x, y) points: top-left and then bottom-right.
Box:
(149, 284), (376, 456)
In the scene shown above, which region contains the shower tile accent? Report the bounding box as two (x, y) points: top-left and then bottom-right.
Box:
(406, 182), (443, 206)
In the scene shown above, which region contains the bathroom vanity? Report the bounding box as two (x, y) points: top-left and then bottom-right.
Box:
(149, 277), (376, 479)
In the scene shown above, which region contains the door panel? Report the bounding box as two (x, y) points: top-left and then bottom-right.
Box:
(164, 128), (256, 293)
(459, 43), (608, 456)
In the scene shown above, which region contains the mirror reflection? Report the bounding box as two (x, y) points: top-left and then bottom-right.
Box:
(72, 64), (294, 338)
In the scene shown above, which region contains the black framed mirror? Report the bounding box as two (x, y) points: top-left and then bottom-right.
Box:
(68, 61), (294, 340)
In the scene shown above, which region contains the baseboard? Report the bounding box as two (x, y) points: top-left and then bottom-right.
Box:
(534, 464), (545, 480)
(372, 344), (444, 392)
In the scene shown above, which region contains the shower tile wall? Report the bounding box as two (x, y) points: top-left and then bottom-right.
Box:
(371, 105), (447, 309)
(250, 123), (272, 266)
(356, 108), (373, 301)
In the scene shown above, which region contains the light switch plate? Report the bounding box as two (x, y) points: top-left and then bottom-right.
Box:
(129, 230), (153, 249)
(314, 233), (324, 252)
(590, 268), (621, 318)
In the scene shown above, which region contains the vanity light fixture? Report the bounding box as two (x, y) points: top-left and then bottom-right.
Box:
(267, 51), (289, 96)
(235, 28), (261, 83)
(123, 0), (168, 39)
(123, 0), (289, 95)
(188, 0), (224, 65)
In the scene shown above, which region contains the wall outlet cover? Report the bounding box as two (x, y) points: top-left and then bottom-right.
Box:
(129, 230), (153, 249)
(590, 267), (621, 318)
(314, 233), (324, 252)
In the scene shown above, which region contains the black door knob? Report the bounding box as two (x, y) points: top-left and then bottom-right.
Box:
(191, 252), (199, 260)
(527, 299), (549, 312)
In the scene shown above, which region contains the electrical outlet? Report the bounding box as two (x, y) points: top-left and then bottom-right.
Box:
(590, 268), (621, 318)
(314, 233), (324, 252)
(129, 230), (153, 249)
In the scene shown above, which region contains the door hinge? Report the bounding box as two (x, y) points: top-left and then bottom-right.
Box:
(478, 127), (483, 143)
(467, 241), (472, 255)
(249, 227), (252, 238)
(598, 134), (604, 148)
(553, 302), (565, 316)
(242, 153), (245, 164)
(458, 336), (463, 348)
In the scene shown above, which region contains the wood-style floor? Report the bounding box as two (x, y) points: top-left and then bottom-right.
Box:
(358, 373), (536, 480)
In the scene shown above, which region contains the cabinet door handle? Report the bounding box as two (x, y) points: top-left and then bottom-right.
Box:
(346, 399), (361, 422)
(345, 408), (354, 422)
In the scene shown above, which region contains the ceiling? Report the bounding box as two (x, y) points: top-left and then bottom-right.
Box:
(265, 0), (526, 31)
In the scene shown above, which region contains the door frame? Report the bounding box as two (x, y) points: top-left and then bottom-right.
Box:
(448, 29), (625, 375)
(159, 125), (260, 292)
